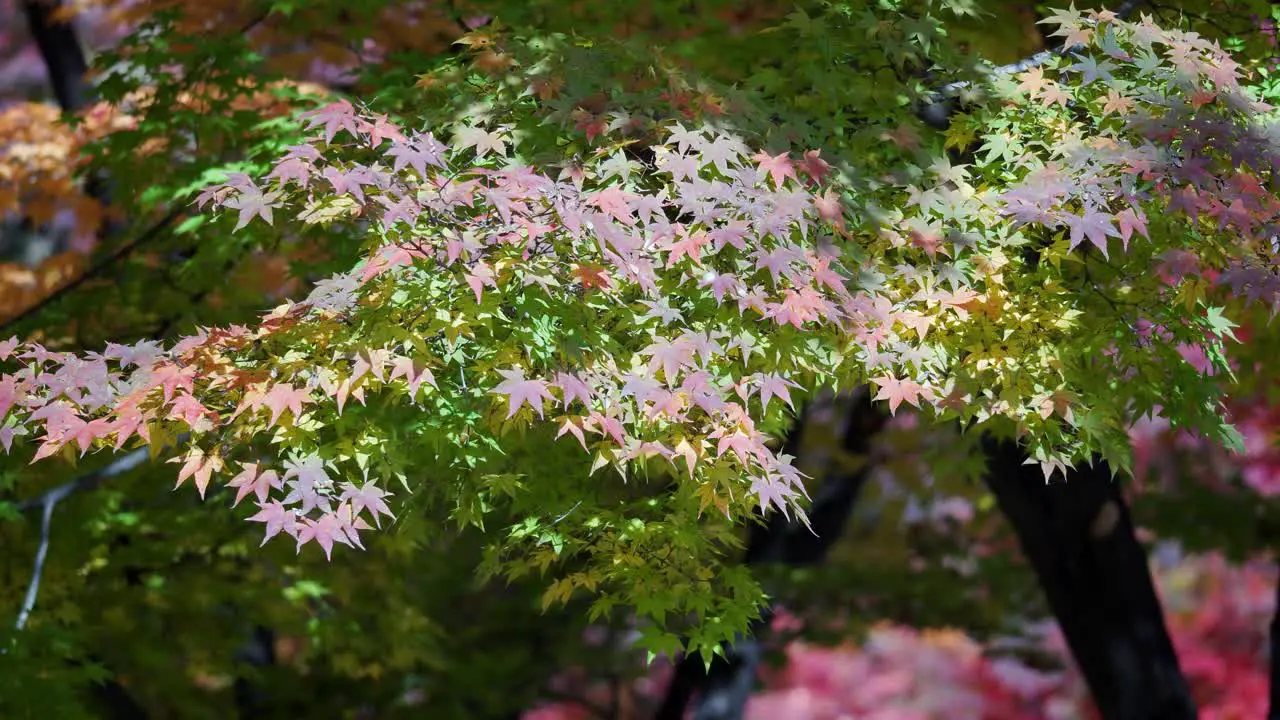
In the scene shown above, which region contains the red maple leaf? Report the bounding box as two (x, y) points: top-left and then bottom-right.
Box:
(572, 263), (612, 291)
(796, 149), (831, 184)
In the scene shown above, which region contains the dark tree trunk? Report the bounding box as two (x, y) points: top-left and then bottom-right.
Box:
(982, 435), (1197, 720)
(656, 389), (888, 720)
(233, 625), (277, 715)
(22, 0), (91, 112)
(22, 0), (114, 226)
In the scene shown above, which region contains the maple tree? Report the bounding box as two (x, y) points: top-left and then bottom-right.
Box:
(6, 0), (1280, 717)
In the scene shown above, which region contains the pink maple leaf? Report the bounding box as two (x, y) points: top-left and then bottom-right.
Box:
(464, 262), (498, 303)
(226, 462), (283, 507)
(332, 502), (374, 549)
(265, 157), (311, 186)
(873, 375), (926, 415)
(1063, 207), (1120, 256)
(262, 383), (311, 427)
(640, 337), (697, 383)
(223, 187), (281, 231)
(750, 473), (798, 518)
(585, 186), (636, 225)
(282, 454), (333, 515)
(169, 448), (224, 500)
(299, 99), (360, 144)
(796, 149), (831, 184)
(756, 373), (800, 412)
(753, 150), (797, 188)
(295, 513), (354, 560)
(491, 368), (557, 418)
(1114, 206), (1149, 245)
(388, 356), (436, 399)
(247, 500), (299, 545)
(553, 372), (593, 408)
(556, 417), (588, 450)
(359, 113), (406, 146)
(339, 481), (396, 527)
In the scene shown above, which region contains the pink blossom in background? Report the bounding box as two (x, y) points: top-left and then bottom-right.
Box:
(522, 553), (1277, 719)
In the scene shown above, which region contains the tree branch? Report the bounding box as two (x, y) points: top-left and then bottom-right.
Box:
(917, 0), (1148, 129)
(14, 446), (150, 514)
(0, 206), (186, 337)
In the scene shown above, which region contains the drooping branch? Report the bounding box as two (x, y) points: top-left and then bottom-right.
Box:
(656, 387), (888, 720)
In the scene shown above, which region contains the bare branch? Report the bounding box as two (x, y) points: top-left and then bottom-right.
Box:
(10, 447), (150, 631)
(14, 446), (150, 513)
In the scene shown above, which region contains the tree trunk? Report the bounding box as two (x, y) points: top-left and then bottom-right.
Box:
(982, 435), (1197, 720)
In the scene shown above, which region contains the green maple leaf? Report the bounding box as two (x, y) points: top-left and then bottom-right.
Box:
(1203, 305), (1239, 342)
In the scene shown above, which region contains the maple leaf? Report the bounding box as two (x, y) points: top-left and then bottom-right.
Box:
(556, 417), (588, 449)
(262, 383), (311, 427)
(334, 502), (375, 549)
(247, 501), (299, 545)
(749, 473), (797, 518)
(695, 135), (743, 175)
(282, 454), (333, 515)
(298, 99), (360, 144)
(640, 337), (697, 382)
(813, 188), (845, 231)
(339, 481), (396, 527)
(572, 263), (612, 291)
(873, 375), (927, 415)
(755, 373), (800, 412)
(1063, 207), (1120, 256)
(293, 513), (351, 560)
(227, 462), (283, 507)
(491, 368), (557, 418)
(753, 150), (796, 188)
(223, 187), (281, 231)
(464, 262), (498, 302)
(1114, 207), (1148, 244)
(359, 113), (406, 147)
(571, 109), (608, 142)
(795, 150), (831, 184)
(170, 447), (225, 500)
(1014, 67), (1048, 95)
(453, 125), (509, 157)
(585, 186), (636, 224)
(388, 356), (436, 399)
(665, 123), (704, 154)
(386, 135), (446, 178)
(553, 372), (593, 408)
